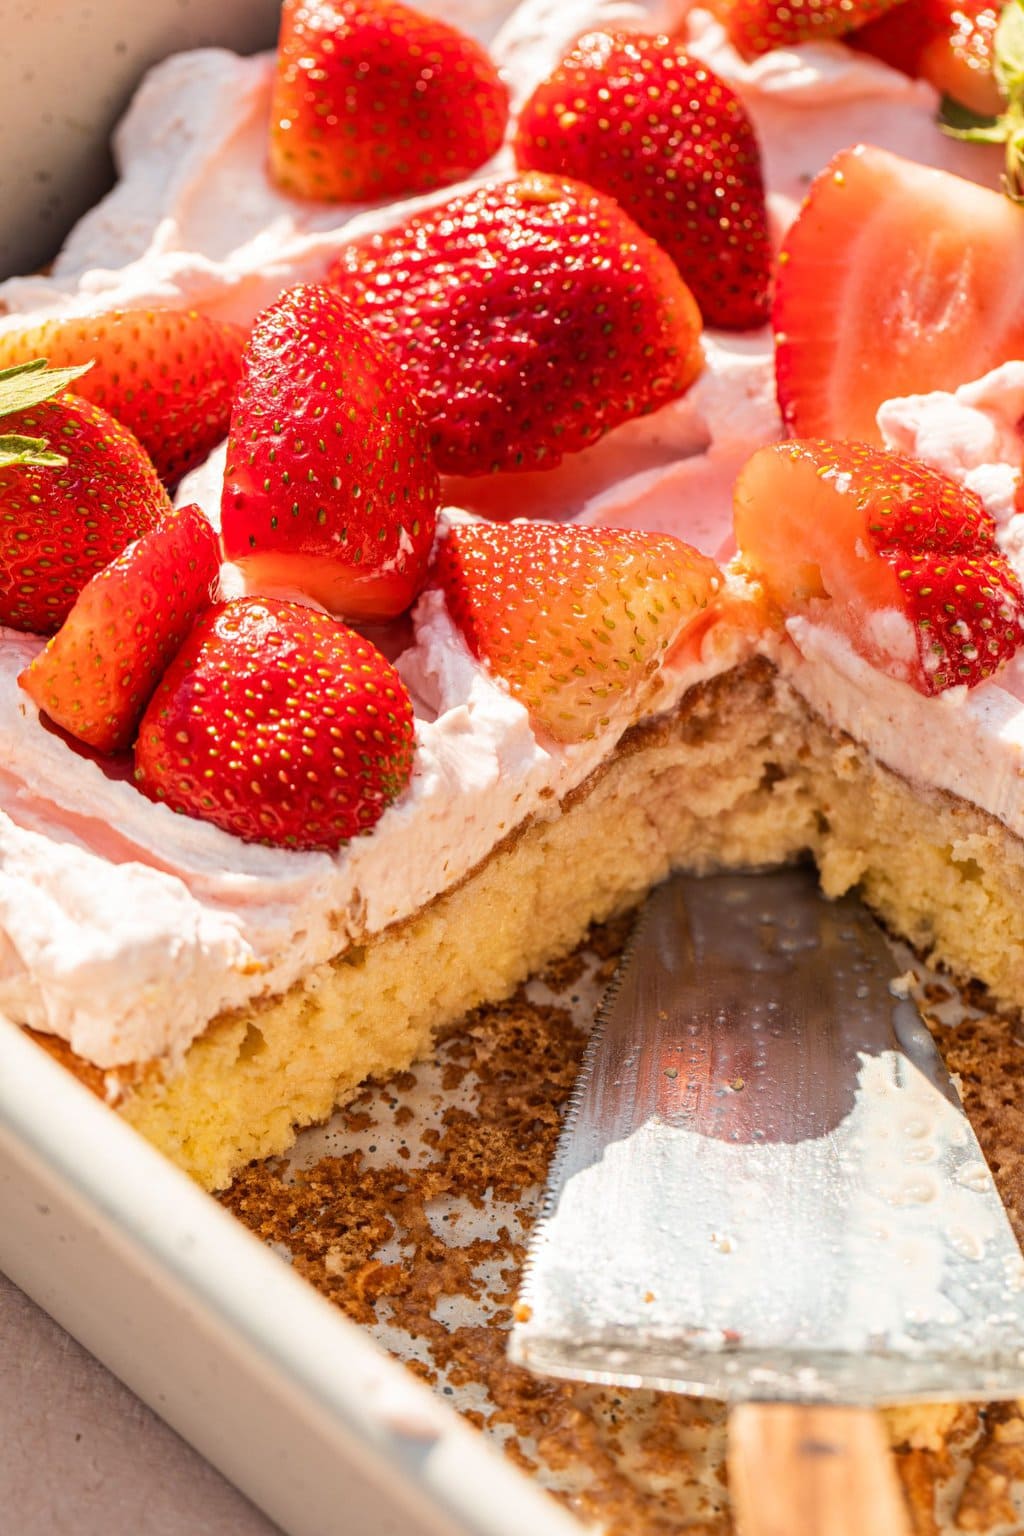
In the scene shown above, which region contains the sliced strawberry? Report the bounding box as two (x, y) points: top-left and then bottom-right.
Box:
(0, 391), (172, 635)
(850, 0), (1002, 117)
(134, 596), (415, 850)
(734, 438), (1024, 693)
(433, 521), (722, 741)
(19, 504), (220, 754)
(328, 174), (704, 477)
(0, 309), (246, 484)
(514, 33), (770, 330)
(221, 283), (438, 621)
(708, 0), (905, 59)
(269, 0), (509, 203)
(774, 145), (1024, 445)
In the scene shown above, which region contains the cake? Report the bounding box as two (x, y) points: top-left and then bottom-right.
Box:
(2, 0), (1024, 1198)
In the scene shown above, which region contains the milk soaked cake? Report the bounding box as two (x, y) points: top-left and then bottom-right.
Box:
(0, 0), (1023, 1203)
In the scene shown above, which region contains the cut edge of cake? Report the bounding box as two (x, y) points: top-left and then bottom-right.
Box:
(25, 656), (1024, 1191)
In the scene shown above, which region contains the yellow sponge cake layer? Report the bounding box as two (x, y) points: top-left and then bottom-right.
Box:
(32, 658), (1022, 1191)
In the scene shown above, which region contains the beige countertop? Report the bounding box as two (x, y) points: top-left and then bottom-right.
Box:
(0, 1268), (281, 1535)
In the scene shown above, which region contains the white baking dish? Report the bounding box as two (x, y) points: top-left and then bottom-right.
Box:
(0, 0), (283, 279)
(0, 1015), (583, 1536)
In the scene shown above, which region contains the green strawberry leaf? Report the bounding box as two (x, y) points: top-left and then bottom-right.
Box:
(940, 97), (1008, 139)
(995, 0), (1024, 99)
(0, 432), (67, 469)
(940, 5), (1024, 202)
(1007, 113), (1024, 201)
(0, 356), (93, 420)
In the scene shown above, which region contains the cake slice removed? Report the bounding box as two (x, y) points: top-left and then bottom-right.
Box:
(26, 637), (1024, 1191)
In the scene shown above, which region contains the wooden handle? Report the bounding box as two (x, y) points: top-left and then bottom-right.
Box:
(728, 1404), (913, 1536)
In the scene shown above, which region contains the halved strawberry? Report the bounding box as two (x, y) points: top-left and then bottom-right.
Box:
(221, 283), (438, 620)
(329, 174), (704, 477)
(19, 503), (220, 754)
(774, 145), (1024, 445)
(514, 34), (770, 331)
(134, 596), (415, 850)
(0, 309), (246, 484)
(433, 521), (722, 740)
(0, 387), (172, 635)
(708, 0), (905, 59)
(850, 0), (1002, 117)
(734, 438), (1024, 693)
(269, 0), (509, 203)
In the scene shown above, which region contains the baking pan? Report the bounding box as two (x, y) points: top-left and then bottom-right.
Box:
(0, 0), (282, 279)
(0, 1012), (582, 1536)
(5, 5), (1024, 1533)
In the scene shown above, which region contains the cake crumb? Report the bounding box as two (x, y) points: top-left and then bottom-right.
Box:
(890, 970), (918, 1000)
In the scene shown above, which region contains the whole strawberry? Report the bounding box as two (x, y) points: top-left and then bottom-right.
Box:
(221, 283), (438, 620)
(734, 438), (1024, 694)
(134, 597), (416, 850)
(0, 360), (172, 634)
(709, 0), (905, 58)
(329, 174), (704, 477)
(20, 503), (220, 754)
(0, 309), (246, 484)
(269, 0), (509, 202)
(434, 521), (722, 740)
(515, 34), (770, 330)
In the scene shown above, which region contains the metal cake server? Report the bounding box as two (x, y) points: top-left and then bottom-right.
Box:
(511, 869), (1024, 1534)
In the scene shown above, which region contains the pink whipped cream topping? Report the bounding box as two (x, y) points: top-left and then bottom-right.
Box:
(0, 0), (1020, 1067)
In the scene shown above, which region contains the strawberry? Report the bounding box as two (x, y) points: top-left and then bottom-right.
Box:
(268, 0), (509, 203)
(850, 0), (1002, 117)
(432, 521), (722, 741)
(708, 0), (905, 59)
(220, 283), (438, 620)
(0, 309), (246, 485)
(937, 0), (1024, 204)
(733, 438), (1024, 693)
(0, 362), (172, 634)
(328, 174), (704, 477)
(134, 596), (416, 850)
(19, 503), (220, 754)
(514, 33), (770, 330)
(774, 145), (1024, 445)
